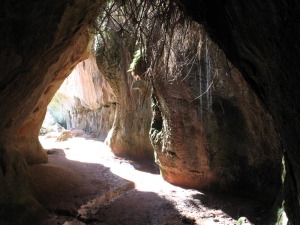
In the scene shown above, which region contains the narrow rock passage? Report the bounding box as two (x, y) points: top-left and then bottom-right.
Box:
(34, 137), (267, 225)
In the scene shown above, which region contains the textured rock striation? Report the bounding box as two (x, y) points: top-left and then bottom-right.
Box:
(149, 20), (281, 199)
(177, 0), (300, 224)
(0, 0), (103, 223)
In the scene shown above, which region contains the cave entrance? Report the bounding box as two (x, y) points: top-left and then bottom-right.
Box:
(0, 0), (291, 224)
(35, 0), (283, 223)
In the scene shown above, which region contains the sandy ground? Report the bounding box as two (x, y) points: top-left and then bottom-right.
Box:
(30, 136), (269, 225)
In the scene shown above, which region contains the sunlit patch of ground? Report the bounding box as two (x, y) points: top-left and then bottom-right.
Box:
(39, 136), (264, 225)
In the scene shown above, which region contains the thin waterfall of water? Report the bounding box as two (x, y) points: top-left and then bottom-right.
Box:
(197, 34), (213, 121)
(199, 58), (203, 121)
(208, 58), (212, 112)
(205, 35), (212, 113)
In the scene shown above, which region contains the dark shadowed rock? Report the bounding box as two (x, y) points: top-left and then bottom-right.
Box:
(0, 0), (104, 223)
(177, 0), (300, 223)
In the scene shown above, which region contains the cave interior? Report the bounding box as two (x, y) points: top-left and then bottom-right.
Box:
(0, 0), (300, 224)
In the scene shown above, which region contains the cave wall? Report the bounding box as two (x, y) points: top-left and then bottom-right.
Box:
(47, 53), (116, 140)
(91, 1), (282, 201)
(96, 30), (154, 161)
(149, 21), (281, 199)
(176, 0), (300, 224)
(0, 0), (293, 223)
(201, 38), (281, 197)
(0, 0), (103, 222)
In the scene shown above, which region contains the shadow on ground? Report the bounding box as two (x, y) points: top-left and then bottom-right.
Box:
(191, 192), (276, 225)
(28, 148), (192, 225)
(21, 137), (278, 225)
(93, 190), (197, 225)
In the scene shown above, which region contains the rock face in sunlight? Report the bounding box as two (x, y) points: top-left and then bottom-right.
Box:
(96, 30), (154, 161)
(47, 54), (116, 140)
(0, 0), (103, 223)
(149, 21), (281, 199)
(90, 1), (281, 202)
(177, 1), (300, 223)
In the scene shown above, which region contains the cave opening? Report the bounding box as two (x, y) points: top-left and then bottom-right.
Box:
(1, 0), (298, 224)
(33, 0), (284, 224)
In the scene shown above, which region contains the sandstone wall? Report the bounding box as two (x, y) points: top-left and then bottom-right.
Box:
(0, 0), (103, 223)
(96, 30), (154, 161)
(0, 1), (290, 223)
(149, 21), (281, 199)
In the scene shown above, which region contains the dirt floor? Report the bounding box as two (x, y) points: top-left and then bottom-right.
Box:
(30, 136), (271, 225)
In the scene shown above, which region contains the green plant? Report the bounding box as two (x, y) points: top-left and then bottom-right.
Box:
(128, 49), (143, 73)
(236, 217), (247, 225)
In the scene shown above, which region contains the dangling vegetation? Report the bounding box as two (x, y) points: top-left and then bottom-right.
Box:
(93, 0), (199, 81)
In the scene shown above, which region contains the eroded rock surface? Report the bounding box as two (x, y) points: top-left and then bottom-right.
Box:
(0, 0), (294, 224)
(96, 28), (154, 161)
(177, 1), (300, 224)
(0, 0), (103, 223)
(148, 20), (281, 199)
